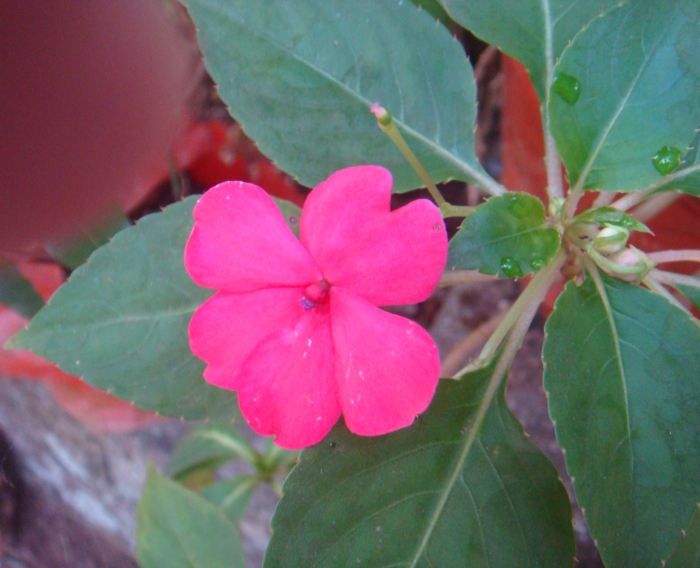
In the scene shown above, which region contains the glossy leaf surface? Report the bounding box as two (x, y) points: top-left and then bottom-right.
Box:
(448, 192), (560, 277)
(440, 0), (619, 101)
(184, 0), (499, 193)
(543, 273), (700, 567)
(549, 0), (700, 192)
(265, 363), (574, 567)
(10, 197), (241, 421)
(167, 424), (258, 479)
(136, 467), (247, 568)
(0, 260), (44, 319)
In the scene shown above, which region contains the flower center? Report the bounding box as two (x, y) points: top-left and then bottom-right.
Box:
(300, 279), (330, 311)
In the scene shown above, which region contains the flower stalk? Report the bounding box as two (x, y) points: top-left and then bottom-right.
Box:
(370, 104), (474, 218)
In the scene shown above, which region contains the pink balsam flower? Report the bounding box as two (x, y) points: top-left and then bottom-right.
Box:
(185, 165), (447, 449)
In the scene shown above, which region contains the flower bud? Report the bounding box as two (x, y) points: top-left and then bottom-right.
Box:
(593, 225), (629, 255)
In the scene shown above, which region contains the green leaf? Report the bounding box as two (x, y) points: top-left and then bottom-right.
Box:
(440, 0), (619, 101)
(264, 363), (574, 567)
(666, 503), (700, 568)
(570, 206), (651, 233)
(9, 197), (240, 422)
(677, 282), (700, 311)
(184, 0), (502, 195)
(45, 210), (132, 270)
(549, 0), (700, 192)
(447, 192), (560, 277)
(271, 197), (301, 238)
(655, 128), (700, 196)
(542, 272), (700, 567)
(0, 260), (44, 320)
(200, 475), (259, 525)
(136, 467), (247, 568)
(410, 0), (456, 28)
(167, 424), (258, 479)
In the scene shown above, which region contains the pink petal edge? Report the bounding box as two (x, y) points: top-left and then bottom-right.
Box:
(300, 165), (447, 306)
(188, 288), (305, 390)
(185, 181), (321, 293)
(330, 287), (441, 437)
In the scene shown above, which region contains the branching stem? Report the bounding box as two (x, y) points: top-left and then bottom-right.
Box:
(454, 248), (565, 375)
(648, 249), (700, 265)
(650, 269), (700, 289)
(642, 274), (691, 314)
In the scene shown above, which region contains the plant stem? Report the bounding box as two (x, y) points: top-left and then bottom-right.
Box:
(563, 185), (583, 220)
(647, 249), (700, 264)
(454, 248), (565, 375)
(650, 269), (700, 289)
(370, 104), (503, 214)
(629, 192), (682, 223)
(643, 274), (691, 314)
(441, 311), (505, 376)
(439, 270), (498, 287)
(609, 187), (656, 212)
(545, 130), (564, 199)
(592, 191), (618, 208)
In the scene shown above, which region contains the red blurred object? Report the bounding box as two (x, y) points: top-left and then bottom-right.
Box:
(0, 1), (189, 251)
(0, 262), (161, 433)
(501, 55), (700, 314)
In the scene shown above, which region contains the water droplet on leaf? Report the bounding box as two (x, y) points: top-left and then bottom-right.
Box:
(552, 72), (581, 105)
(507, 193), (531, 218)
(620, 216), (636, 228)
(531, 255), (545, 270)
(651, 145), (683, 175)
(500, 257), (523, 278)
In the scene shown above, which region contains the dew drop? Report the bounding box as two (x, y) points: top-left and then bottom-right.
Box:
(329, 441), (336, 448)
(552, 72), (581, 105)
(651, 145), (683, 175)
(620, 216), (636, 228)
(530, 255), (545, 270)
(500, 256), (523, 278)
(507, 193), (531, 217)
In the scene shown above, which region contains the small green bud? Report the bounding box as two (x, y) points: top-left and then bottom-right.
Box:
(593, 225), (629, 255)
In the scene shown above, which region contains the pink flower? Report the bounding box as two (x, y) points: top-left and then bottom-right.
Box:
(184, 166), (448, 449)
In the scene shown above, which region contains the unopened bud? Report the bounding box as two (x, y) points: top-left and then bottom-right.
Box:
(607, 246), (656, 283)
(370, 103), (393, 127)
(593, 225), (629, 254)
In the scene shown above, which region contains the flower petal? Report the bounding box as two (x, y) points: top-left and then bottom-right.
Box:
(185, 181), (321, 293)
(189, 288), (305, 389)
(236, 307), (340, 449)
(300, 166), (447, 306)
(330, 287), (440, 436)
